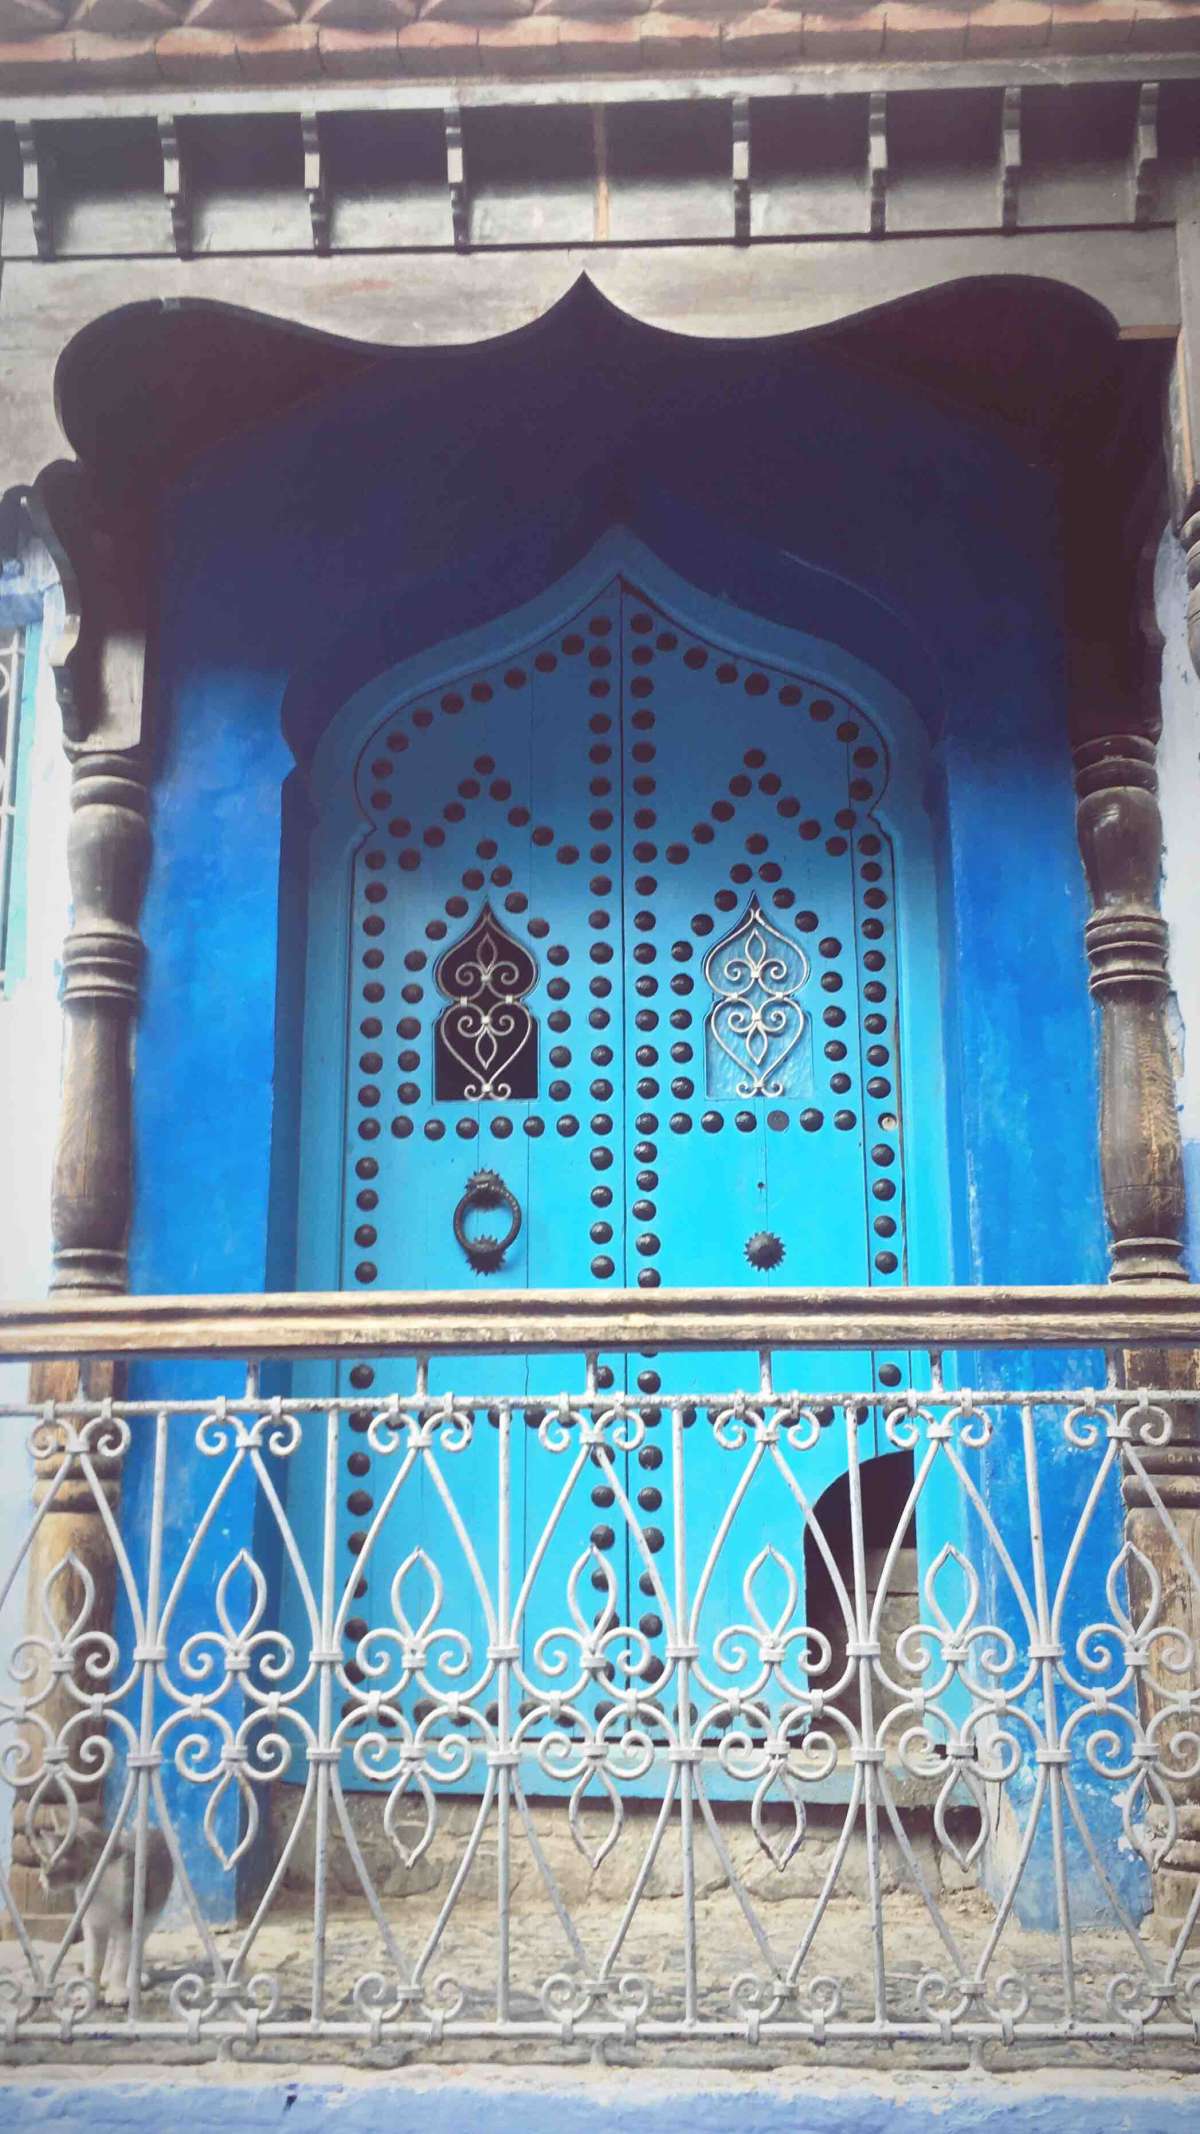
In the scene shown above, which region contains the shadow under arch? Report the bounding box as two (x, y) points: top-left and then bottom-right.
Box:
(279, 491), (950, 772)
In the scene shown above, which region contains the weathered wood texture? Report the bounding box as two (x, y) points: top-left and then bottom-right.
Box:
(4, 71), (1196, 272)
(50, 751), (150, 1295)
(26, 465), (151, 1295)
(2, 1285), (1200, 1363)
(1071, 643), (1197, 1911)
(1074, 734), (1187, 1283)
(3, 464), (151, 1935)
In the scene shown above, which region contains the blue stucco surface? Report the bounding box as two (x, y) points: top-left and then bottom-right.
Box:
(111, 288), (1120, 1922)
(3, 2079), (1197, 2134)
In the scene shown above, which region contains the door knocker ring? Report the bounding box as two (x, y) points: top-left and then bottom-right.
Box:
(453, 1169), (522, 1274)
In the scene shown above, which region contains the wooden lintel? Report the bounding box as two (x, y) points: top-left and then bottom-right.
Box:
(1, 1285), (1199, 1363)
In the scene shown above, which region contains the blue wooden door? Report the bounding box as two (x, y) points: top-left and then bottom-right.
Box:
(295, 538), (948, 1773)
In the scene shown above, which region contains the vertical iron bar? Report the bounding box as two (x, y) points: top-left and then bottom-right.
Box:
(845, 1396), (888, 2025)
(1021, 1398), (1076, 2019)
(126, 1404), (168, 2021)
(310, 1383), (341, 2023)
(496, 1396), (512, 2025)
(671, 1377), (697, 2026)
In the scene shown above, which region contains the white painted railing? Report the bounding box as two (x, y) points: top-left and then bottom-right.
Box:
(0, 1288), (1197, 2062)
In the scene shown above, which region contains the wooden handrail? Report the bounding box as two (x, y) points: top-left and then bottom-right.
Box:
(0, 1284), (1198, 1361)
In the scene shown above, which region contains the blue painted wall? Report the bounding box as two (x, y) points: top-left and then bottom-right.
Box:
(115, 291), (1115, 1921)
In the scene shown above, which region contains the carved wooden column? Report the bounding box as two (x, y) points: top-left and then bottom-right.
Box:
(1066, 329), (1200, 1917)
(51, 750), (151, 1295)
(4, 463), (150, 1935)
(1073, 732), (1186, 1286)
(1132, 223), (1200, 1917)
(1073, 728), (1199, 1917)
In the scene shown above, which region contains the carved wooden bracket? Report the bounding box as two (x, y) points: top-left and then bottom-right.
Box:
(23, 459), (148, 753)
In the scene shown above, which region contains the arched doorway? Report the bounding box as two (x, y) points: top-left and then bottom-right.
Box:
(288, 532), (951, 1772)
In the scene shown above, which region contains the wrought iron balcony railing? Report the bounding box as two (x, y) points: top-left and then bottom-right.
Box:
(0, 1285), (1198, 2064)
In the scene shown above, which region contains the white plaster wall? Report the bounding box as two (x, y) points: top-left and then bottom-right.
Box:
(1155, 528), (1200, 1279)
(0, 558), (69, 1866)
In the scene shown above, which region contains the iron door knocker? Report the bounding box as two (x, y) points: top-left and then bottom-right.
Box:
(453, 1169), (522, 1273)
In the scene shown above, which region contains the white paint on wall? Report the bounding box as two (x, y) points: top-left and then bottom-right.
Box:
(1155, 527), (1200, 1277)
(0, 550), (69, 1867)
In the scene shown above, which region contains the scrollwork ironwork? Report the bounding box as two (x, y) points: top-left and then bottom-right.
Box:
(433, 902), (538, 1102)
(703, 896), (810, 1099)
(0, 1354), (1198, 2056)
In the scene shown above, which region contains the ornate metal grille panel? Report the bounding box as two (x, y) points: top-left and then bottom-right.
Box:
(433, 903), (539, 1101)
(0, 1329), (1197, 2061)
(703, 896), (810, 1099)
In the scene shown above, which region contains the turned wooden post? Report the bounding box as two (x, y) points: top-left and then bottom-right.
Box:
(1073, 733), (1186, 1286)
(1133, 242), (1200, 1918)
(51, 751), (151, 1295)
(1073, 729), (1198, 1917)
(4, 465), (150, 1935)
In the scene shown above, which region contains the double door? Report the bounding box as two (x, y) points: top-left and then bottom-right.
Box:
(302, 553), (939, 1765)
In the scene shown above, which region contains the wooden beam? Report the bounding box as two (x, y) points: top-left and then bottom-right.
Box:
(2, 1285), (1200, 1363)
